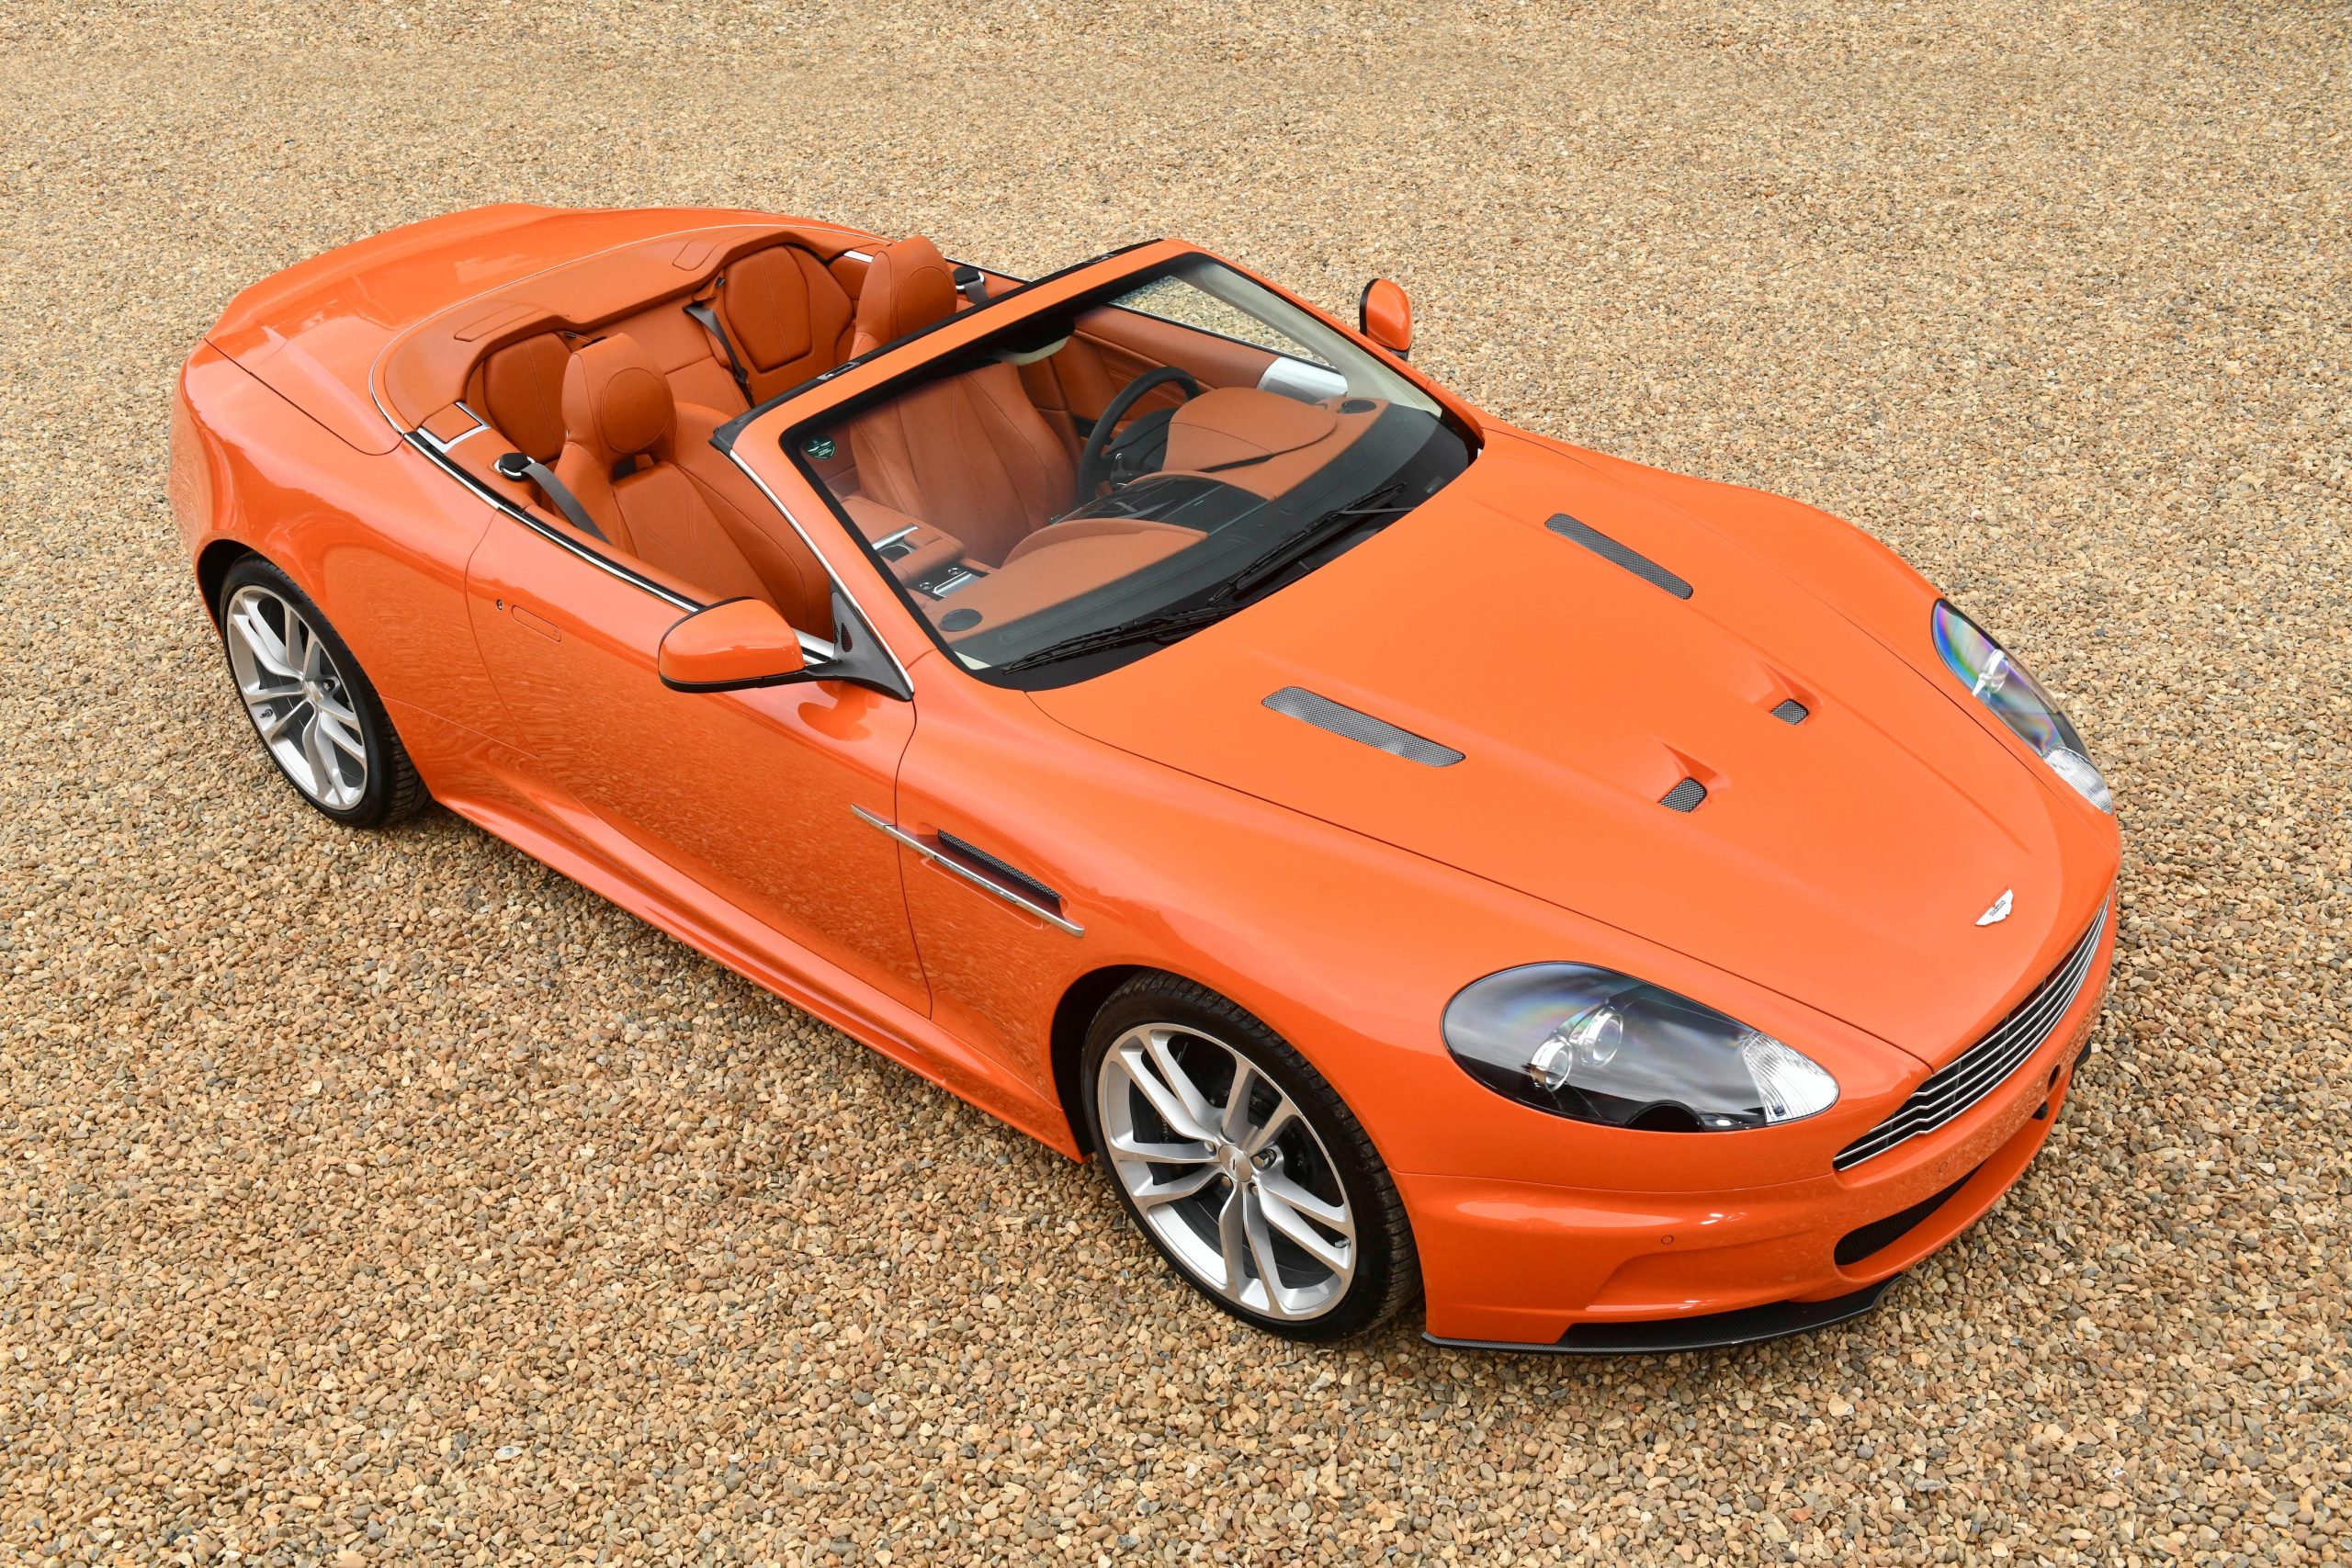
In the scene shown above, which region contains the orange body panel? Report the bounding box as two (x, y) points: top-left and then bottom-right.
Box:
(172, 208), (2122, 1348)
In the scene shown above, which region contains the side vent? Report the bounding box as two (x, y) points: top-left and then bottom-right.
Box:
(1545, 514), (1693, 599)
(1660, 777), (1709, 812)
(1263, 687), (1463, 767)
(1770, 698), (1810, 725)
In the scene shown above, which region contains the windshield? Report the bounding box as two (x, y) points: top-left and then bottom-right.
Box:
(786, 255), (1474, 687)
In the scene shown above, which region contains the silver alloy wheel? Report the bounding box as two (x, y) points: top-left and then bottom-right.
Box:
(222, 584), (368, 811)
(1097, 1022), (1356, 1321)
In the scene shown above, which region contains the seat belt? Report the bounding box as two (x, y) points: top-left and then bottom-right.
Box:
(494, 452), (607, 543)
(684, 290), (754, 404)
(953, 265), (989, 307)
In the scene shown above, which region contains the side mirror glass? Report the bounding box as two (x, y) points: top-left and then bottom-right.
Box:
(658, 598), (807, 693)
(1358, 277), (1413, 359)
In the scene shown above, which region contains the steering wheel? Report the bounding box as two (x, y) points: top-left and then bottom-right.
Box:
(1073, 366), (1201, 508)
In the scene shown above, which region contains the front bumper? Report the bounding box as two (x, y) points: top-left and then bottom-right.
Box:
(1405, 911), (2116, 1351)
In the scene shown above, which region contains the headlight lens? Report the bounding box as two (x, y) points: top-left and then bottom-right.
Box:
(1442, 965), (1839, 1131)
(1932, 602), (2111, 812)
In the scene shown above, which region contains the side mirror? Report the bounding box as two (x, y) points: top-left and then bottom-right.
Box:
(1358, 278), (1413, 359)
(658, 598), (807, 693)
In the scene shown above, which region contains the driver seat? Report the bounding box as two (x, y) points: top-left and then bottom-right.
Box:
(841, 235), (1074, 566)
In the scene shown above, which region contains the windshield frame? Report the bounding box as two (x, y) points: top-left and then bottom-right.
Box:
(719, 241), (1486, 691)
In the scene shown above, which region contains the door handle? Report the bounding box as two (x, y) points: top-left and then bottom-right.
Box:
(510, 603), (562, 642)
(852, 806), (1083, 936)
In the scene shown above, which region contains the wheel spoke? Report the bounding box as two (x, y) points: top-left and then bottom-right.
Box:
(256, 698), (308, 744)
(234, 604), (299, 679)
(1106, 1130), (1216, 1166)
(1220, 1059), (1259, 1144)
(1119, 1033), (1218, 1144)
(1240, 1094), (1298, 1156)
(1258, 1169), (1351, 1238)
(1130, 1167), (1221, 1211)
(1254, 1178), (1351, 1274)
(1241, 1190), (1298, 1317)
(314, 708), (367, 760)
(301, 714), (337, 793)
(1216, 1184), (1253, 1296)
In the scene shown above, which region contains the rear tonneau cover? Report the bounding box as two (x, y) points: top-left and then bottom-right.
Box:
(202, 204), (808, 452)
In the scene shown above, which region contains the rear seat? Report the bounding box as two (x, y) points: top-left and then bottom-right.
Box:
(471, 332), (572, 463)
(693, 243), (858, 407)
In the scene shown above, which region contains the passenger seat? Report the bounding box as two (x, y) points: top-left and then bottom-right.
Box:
(840, 235), (1076, 566)
(548, 333), (834, 635)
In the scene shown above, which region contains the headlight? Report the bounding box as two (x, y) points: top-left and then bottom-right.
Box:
(1442, 965), (1838, 1131)
(1932, 602), (2111, 812)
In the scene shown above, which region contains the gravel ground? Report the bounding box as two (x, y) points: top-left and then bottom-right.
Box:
(4, 4), (2348, 1563)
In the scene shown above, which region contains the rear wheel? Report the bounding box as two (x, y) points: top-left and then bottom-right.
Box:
(216, 558), (425, 829)
(1082, 973), (1419, 1340)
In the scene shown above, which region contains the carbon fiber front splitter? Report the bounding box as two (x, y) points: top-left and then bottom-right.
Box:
(1422, 1276), (1897, 1356)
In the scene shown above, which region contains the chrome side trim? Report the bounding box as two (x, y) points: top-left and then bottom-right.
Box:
(401, 430), (836, 660)
(851, 805), (1084, 936)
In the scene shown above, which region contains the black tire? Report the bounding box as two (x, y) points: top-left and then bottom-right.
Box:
(214, 557), (427, 829)
(1080, 972), (1419, 1341)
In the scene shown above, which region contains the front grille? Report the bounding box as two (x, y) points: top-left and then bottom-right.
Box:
(1835, 901), (2109, 1170)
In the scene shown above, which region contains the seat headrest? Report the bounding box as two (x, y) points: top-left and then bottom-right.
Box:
(851, 235), (958, 357)
(561, 333), (674, 464)
(481, 333), (571, 464)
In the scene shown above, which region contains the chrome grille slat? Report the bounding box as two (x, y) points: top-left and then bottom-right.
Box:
(1879, 933), (2098, 1129)
(1835, 903), (2108, 1170)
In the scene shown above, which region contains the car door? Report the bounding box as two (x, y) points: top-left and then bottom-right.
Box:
(462, 513), (930, 1014)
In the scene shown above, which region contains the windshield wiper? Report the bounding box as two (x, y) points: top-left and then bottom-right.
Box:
(994, 601), (1239, 672)
(1211, 479), (1423, 604)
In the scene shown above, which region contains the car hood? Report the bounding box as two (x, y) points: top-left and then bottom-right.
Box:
(1031, 431), (2096, 1063)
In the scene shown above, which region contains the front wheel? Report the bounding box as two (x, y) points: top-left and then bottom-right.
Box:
(1082, 973), (1419, 1340)
(215, 558), (426, 829)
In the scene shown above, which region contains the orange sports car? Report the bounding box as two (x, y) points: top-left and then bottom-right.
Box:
(171, 205), (2120, 1351)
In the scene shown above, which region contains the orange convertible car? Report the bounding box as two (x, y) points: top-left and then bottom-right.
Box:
(171, 206), (2120, 1351)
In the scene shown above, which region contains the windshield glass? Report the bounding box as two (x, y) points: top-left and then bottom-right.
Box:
(786, 255), (1474, 687)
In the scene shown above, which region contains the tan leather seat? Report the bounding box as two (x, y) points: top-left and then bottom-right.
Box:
(841, 236), (1075, 567)
(552, 333), (833, 635)
(705, 244), (857, 405)
(475, 332), (571, 462)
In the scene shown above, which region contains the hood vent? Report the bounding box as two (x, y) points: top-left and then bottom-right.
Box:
(1659, 777), (1709, 812)
(1771, 698), (1810, 725)
(1545, 513), (1692, 599)
(1263, 687), (1463, 767)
